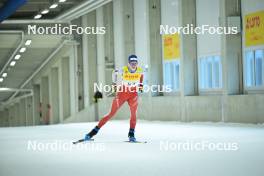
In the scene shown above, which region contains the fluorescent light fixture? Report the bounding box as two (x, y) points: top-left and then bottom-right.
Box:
(25, 39), (32, 46)
(59, 0), (66, 2)
(50, 3), (58, 9)
(41, 9), (49, 14)
(2, 73), (7, 78)
(10, 61), (16, 67)
(0, 88), (12, 91)
(14, 54), (21, 60)
(19, 47), (26, 53)
(34, 14), (42, 19)
(0, 78), (3, 82)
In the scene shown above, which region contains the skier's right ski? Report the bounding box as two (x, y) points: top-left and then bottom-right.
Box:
(124, 140), (147, 144)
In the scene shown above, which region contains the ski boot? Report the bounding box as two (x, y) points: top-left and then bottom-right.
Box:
(84, 126), (100, 141)
(128, 128), (137, 142)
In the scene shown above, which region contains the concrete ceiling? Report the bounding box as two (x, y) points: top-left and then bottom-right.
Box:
(0, 33), (65, 102)
(0, 0), (85, 20)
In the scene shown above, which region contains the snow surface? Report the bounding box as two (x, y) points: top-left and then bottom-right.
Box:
(0, 120), (264, 176)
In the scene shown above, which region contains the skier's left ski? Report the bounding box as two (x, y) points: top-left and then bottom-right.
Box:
(124, 140), (147, 144)
(72, 138), (94, 144)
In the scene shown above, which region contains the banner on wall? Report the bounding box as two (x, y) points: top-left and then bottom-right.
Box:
(163, 34), (180, 60)
(245, 10), (264, 47)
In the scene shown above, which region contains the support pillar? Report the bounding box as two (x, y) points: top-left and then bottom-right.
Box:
(41, 76), (50, 124)
(49, 67), (60, 124)
(33, 84), (41, 125)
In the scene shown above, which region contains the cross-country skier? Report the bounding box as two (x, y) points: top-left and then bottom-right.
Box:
(84, 54), (144, 142)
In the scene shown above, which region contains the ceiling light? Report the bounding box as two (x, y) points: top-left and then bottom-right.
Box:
(0, 78), (3, 82)
(41, 9), (49, 14)
(0, 88), (12, 91)
(25, 39), (32, 46)
(14, 54), (21, 60)
(49, 3), (58, 9)
(2, 73), (7, 78)
(20, 47), (26, 53)
(59, 0), (66, 2)
(34, 14), (42, 19)
(10, 61), (16, 67)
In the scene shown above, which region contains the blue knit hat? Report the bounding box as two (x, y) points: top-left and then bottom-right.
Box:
(128, 54), (138, 63)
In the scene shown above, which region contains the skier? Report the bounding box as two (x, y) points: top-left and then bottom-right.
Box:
(84, 54), (144, 142)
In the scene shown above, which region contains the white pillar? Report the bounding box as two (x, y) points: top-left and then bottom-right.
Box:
(134, 0), (151, 79)
(4, 109), (9, 127)
(33, 84), (40, 125)
(0, 111), (3, 127)
(19, 99), (26, 126)
(113, 0), (125, 68)
(82, 14), (90, 108)
(15, 103), (20, 126)
(96, 7), (106, 86)
(41, 76), (49, 124)
(60, 57), (71, 120)
(69, 46), (78, 115)
(133, 0), (152, 120)
(49, 67), (60, 124)
(58, 60), (64, 123)
(10, 105), (15, 126)
(96, 7), (106, 121)
(25, 98), (28, 125)
(26, 96), (33, 126)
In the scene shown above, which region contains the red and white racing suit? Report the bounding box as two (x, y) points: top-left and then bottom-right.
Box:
(97, 65), (144, 129)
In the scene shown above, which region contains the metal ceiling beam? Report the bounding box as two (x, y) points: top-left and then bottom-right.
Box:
(7, 39), (71, 102)
(0, 87), (32, 92)
(56, 0), (96, 20)
(0, 91), (33, 108)
(56, 0), (112, 21)
(1, 19), (67, 24)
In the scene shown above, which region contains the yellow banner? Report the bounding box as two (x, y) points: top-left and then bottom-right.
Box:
(245, 10), (264, 47)
(163, 34), (180, 60)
